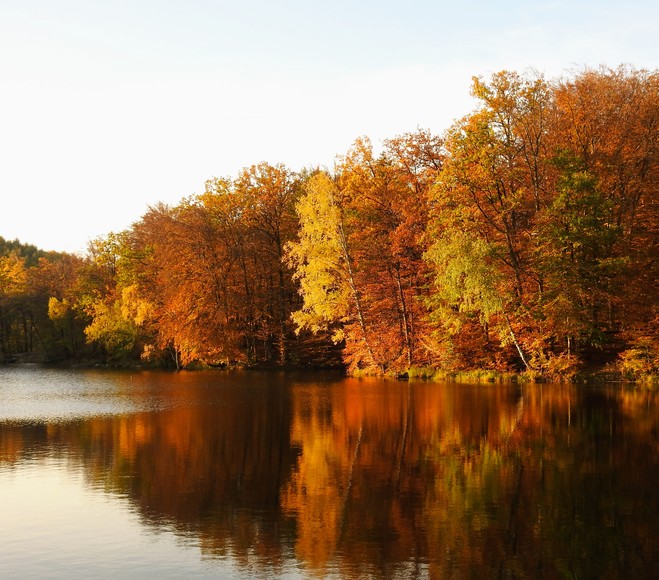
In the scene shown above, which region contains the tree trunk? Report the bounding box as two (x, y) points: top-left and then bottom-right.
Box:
(338, 220), (379, 369)
(394, 267), (413, 368)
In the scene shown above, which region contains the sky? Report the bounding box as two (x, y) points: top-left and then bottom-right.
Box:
(1, 0), (657, 254)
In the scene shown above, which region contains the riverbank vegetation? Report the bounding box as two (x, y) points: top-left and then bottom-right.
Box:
(1, 67), (657, 382)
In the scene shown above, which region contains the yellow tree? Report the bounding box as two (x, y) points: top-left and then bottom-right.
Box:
(286, 171), (376, 369)
(71, 232), (150, 363)
(0, 254), (27, 356)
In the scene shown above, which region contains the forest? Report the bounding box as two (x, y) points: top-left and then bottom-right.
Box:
(1, 67), (657, 382)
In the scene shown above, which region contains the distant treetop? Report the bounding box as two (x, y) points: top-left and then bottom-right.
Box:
(0, 236), (54, 267)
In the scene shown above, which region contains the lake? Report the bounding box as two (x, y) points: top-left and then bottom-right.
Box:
(1, 366), (658, 579)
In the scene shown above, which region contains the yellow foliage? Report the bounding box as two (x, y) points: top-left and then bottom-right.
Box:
(0, 255), (27, 296)
(286, 172), (351, 333)
(618, 336), (659, 383)
(84, 299), (138, 357)
(120, 284), (155, 327)
(48, 297), (71, 321)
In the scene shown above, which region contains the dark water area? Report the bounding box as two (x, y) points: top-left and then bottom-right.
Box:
(1, 366), (658, 578)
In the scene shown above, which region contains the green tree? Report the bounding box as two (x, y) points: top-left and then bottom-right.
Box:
(425, 72), (552, 371)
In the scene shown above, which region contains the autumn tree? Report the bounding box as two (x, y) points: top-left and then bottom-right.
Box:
(286, 170), (362, 350)
(234, 163), (302, 364)
(105, 164), (306, 369)
(61, 232), (148, 363)
(0, 253), (27, 356)
(0, 239), (87, 360)
(37, 252), (89, 356)
(122, 200), (240, 368)
(550, 66), (659, 371)
(425, 71), (553, 372)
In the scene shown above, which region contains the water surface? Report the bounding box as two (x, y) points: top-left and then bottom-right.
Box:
(1, 366), (658, 578)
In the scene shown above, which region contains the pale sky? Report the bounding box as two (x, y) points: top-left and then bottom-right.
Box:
(1, 0), (657, 254)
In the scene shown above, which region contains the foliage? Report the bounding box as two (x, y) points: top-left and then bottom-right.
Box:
(422, 66), (657, 378)
(2, 67), (656, 380)
(84, 299), (139, 361)
(290, 131), (444, 373)
(286, 172), (351, 338)
(0, 236), (51, 267)
(617, 321), (659, 383)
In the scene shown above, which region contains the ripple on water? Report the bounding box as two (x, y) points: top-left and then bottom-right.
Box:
(0, 366), (143, 423)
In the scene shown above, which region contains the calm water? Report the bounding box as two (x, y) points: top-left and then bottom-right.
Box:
(1, 366), (658, 579)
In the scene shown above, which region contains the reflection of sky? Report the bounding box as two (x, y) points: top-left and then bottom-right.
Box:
(0, 367), (302, 423)
(0, 459), (242, 579)
(0, 367), (140, 423)
(0, 367), (211, 423)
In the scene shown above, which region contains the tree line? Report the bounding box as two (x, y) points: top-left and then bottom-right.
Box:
(1, 67), (657, 380)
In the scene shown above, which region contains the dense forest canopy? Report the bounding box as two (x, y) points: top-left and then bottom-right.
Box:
(1, 67), (657, 381)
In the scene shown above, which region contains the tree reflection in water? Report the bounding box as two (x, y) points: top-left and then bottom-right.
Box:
(1, 372), (658, 578)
